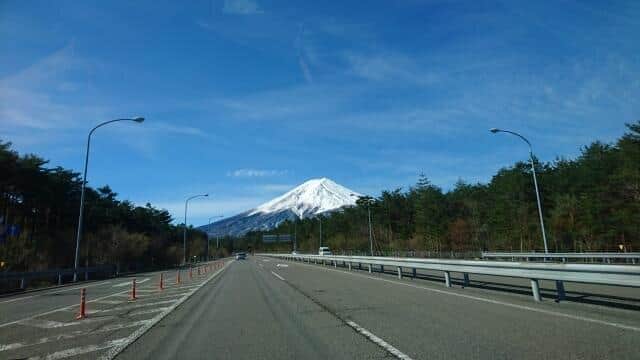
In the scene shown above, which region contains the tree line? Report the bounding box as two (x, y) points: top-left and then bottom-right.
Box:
(251, 122), (639, 255)
(0, 141), (221, 272)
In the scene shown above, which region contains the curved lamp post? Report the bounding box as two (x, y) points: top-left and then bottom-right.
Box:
(184, 194), (209, 264)
(490, 128), (549, 253)
(73, 117), (145, 282)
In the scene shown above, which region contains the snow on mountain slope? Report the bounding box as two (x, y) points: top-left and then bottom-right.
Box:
(250, 177), (360, 218)
(201, 178), (360, 236)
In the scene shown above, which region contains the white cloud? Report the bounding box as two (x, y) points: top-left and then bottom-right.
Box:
(222, 0), (262, 15)
(227, 169), (289, 177)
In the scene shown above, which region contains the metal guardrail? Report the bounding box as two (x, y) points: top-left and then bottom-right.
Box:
(0, 265), (117, 291)
(260, 253), (640, 302)
(482, 252), (639, 264)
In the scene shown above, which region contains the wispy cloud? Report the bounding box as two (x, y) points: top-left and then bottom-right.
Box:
(227, 169), (289, 177)
(222, 0), (262, 15)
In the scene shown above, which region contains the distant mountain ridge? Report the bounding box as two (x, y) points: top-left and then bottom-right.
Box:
(200, 178), (360, 236)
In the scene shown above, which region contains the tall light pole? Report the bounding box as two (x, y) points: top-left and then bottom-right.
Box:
(73, 117), (145, 282)
(184, 194), (209, 264)
(207, 215), (223, 260)
(352, 193), (374, 256)
(490, 128), (549, 253)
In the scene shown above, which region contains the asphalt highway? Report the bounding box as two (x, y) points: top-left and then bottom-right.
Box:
(1, 256), (638, 359)
(119, 255), (640, 360)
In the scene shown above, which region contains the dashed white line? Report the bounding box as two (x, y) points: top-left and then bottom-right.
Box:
(271, 271), (285, 281)
(346, 320), (413, 360)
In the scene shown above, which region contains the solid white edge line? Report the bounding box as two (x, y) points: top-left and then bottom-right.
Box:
(273, 257), (640, 333)
(346, 320), (414, 360)
(271, 271), (285, 281)
(99, 260), (233, 360)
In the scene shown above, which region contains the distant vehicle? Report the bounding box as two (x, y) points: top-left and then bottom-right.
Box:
(235, 252), (246, 260)
(291, 250), (299, 255)
(318, 247), (332, 256)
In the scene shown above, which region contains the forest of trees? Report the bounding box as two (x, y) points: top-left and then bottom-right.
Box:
(1, 122), (638, 272)
(251, 122), (639, 255)
(0, 141), (221, 272)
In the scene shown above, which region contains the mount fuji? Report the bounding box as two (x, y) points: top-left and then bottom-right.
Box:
(200, 178), (361, 236)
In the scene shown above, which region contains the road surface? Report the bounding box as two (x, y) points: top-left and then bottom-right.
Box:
(1, 256), (638, 359)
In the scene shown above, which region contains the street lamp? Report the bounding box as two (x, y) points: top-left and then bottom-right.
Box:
(490, 128), (549, 253)
(207, 215), (223, 260)
(184, 194), (209, 264)
(351, 193), (374, 256)
(73, 117), (145, 282)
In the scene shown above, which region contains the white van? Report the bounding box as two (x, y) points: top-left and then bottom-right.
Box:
(318, 246), (332, 256)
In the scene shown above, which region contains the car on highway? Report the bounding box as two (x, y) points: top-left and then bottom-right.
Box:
(235, 252), (247, 260)
(318, 247), (332, 256)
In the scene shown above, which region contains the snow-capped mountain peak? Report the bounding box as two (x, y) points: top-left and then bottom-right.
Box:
(201, 178), (361, 236)
(249, 177), (361, 218)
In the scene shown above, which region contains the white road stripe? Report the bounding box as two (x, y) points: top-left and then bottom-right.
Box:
(87, 299), (178, 314)
(0, 290), (129, 328)
(293, 259), (640, 332)
(276, 264), (289, 268)
(271, 271), (285, 281)
(129, 307), (172, 316)
(0, 280), (115, 304)
(0, 320), (152, 352)
(17, 317), (111, 329)
(346, 320), (413, 360)
(26, 337), (128, 360)
(94, 300), (122, 305)
(112, 278), (149, 287)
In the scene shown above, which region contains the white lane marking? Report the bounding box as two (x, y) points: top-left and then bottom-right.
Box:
(26, 337), (128, 360)
(100, 260), (233, 360)
(87, 299), (178, 314)
(271, 271), (285, 281)
(0, 289), (129, 328)
(262, 259), (270, 262)
(346, 320), (413, 360)
(0, 294), (38, 304)
(276, 263), (289, 268)
(112, 278), (149, 288)
(0, 280), (115, 304)
(292, 260), (640, 332)
(94, 300), (122, 305)
(17, 317), (111, 329)
(129, 307), (172, 316)
(0, 320), (152, 352)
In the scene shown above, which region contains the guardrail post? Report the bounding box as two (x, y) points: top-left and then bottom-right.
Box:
(530, 279), (541, 301)
(333, 260), (337, 268)
(359, 263), (362, 270)
(348, 262), (352, 271)
(20, 277), (26, 290)
(368, 264), (372, 273)
(444, 271), (451, 287)
(463, 273), (470, 288)
(397, 266), (402, 279)
(380, 265), (384, 273)
(58, 273), (63, 285)
(555, 280), (566, 301)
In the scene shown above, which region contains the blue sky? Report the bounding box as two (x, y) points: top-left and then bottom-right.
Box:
(1, 0), (639, 226)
